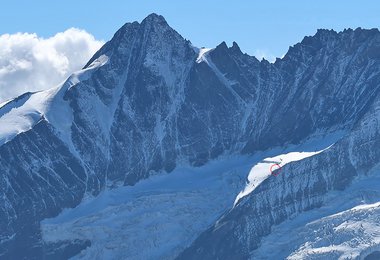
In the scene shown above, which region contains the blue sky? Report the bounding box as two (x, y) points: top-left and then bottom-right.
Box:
(2, 0), (380, 59)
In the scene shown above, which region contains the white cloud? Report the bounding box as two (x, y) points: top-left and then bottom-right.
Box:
(0, 28), (104, 102)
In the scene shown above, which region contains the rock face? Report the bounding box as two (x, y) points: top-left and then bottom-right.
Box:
(0, 120), (87, 258)
(178, 98), (380, 259)
(1, 13), (380, 259)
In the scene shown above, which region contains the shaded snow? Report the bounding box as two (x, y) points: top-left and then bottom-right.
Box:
(41, 133), (343, 259)
(251, 164), (380, 260)
(42, 155), (253, 259)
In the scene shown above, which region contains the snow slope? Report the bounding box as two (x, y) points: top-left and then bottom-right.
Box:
(196, 47), (212, 63)
(41, 134), (339, 259)
(3, 15), (380, 259)
(234, 131), (344, 206)
(0, 54), (108, 147)
(0, 90), (50, 145)
(251, 164), (380, 259)
(42, 155), (252, 259)
(234, 149), (329, 206)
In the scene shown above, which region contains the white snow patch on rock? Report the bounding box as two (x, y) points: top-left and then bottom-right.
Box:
(41, 133), (343, 259)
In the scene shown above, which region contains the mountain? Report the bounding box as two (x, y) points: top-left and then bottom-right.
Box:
(1, 13), (380, 259)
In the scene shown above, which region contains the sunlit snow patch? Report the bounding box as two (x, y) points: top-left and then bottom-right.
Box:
(0, 54), (109, 147)
(0, 89), (51, 145)
(196, 47), (212, 63)
(41, 132), (343, 259)
(234, 144), (334, 206)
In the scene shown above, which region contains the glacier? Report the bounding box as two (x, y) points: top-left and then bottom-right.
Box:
(41, 134), (339, 259)
(1, 13), (380, 259)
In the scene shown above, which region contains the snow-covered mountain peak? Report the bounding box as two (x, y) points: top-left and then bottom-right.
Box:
(2, 13), (380, 259)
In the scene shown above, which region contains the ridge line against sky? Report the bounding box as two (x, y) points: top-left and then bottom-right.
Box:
(0, 0), (379, 102)
(2, 0), (379, 59)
